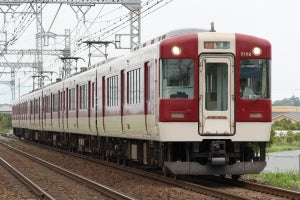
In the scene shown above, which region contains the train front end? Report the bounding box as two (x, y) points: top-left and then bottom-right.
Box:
(158, 31), (271, 176)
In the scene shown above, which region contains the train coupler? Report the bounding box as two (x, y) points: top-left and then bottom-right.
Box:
(209, 140), (228, 166)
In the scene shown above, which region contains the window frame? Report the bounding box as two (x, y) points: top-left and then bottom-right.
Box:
(107, 75), (119, 107)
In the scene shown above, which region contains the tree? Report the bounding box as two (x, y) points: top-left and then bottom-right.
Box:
(273, 95), (300, 106)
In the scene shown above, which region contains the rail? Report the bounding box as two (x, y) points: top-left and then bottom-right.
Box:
(0, 141), (135, 200)
(0, 156), (55, 200)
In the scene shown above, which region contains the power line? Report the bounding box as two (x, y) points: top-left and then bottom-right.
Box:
(0, 0), (174, 103)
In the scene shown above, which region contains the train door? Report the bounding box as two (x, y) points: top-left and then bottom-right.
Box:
(144, 61), (156, 134)
(101, 76), (105, 131)
(59, 91), (61, 130)
(43, 96), (45, 128)
(88, 81), (91, 129)
(60, 90), (65, 131)
(39, 94), (43, 127)
(121, 70), (125, 132)
(61, 90), (66, 131)
(144, 62), (149, 133)
(66, 88), (69, 129)
(199, 54), (235, 135)
(76, 84), (79, 128)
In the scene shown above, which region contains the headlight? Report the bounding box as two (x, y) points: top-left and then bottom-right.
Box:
(252, 47), (262, 56)
(171, 46), (182, 56)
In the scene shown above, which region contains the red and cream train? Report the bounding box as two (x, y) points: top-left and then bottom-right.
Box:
(12, 28), (271, 177)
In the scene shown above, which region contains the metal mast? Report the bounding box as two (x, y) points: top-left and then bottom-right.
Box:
(35, 3), (43, 88)
(0, 0), (141, 102)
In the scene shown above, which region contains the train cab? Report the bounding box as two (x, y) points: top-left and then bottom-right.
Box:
(158, 30), (271, 175)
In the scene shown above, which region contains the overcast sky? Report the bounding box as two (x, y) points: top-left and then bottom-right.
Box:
(0, 0), (299, 103)
(142, 0), (299, 102)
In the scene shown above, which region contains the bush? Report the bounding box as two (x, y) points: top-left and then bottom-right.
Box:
(0, 113), (12, 132)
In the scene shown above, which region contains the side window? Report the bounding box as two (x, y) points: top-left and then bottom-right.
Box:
(63, 91), (65, 111)
(92, 82), (95, 108)
(35, 99), (39, 114)
(45, 95), (51, 113)
(69, 88), (76, 110)
(80, 84), (87, 110)
(127, 68), (141, 104)
(107, 75), (119, 107)
(53, 93), (58, 112)
(160, 59), (194, 99)
(30, 100), (34, 115)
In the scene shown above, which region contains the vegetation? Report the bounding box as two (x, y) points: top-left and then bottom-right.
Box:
(272, 118), (300, 130)
(246, 115), (300, 191)
(0, 113), (12, 132)
(273, 95), (300, 106)
(244, 171), (300, 191)
(268, 118), (300, 152)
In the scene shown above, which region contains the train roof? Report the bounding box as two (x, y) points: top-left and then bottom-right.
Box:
(133, 28), (208, 51)
(166, 28), (208, 37)
(86, 29), (209, 72)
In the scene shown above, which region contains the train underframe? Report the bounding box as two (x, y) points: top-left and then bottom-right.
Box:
(13, 128), (267, 177)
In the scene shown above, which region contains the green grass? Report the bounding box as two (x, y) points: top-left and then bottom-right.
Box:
(267, 143), (300, 152)
(247, 140), (300, 191)
(244, 171), (300, 191)
(0, 128), (12, 134)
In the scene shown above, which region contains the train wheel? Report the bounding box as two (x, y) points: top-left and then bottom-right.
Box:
(163, 165), (170, 177)
(232, 175), (241, 180)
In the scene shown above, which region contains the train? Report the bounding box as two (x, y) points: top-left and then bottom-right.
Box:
(12, 27), (272, 178)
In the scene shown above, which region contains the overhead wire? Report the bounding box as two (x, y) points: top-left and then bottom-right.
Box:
(5, 5), (34, 46)
(0, 2), (48, 98)
(72, 0), (172, 56)
(0, 0), (174, 99)
(41, 1), (165, 74)
(54, 0), (166, 52)
(46, 0), (173, 75)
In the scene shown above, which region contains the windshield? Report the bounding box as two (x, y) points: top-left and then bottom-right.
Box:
(240, 59), (270, 99)
(160, 59), (194, 99)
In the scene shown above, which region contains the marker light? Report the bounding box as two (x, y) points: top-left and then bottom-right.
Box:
(252, 47), (262, 56)
(171, 46), (182, 56)
(171, 113), (185, 119)
(249, 112), (263, 119)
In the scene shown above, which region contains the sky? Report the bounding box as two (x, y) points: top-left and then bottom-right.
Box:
(0, 0), (299, 103)
(141, 0), (299, 102)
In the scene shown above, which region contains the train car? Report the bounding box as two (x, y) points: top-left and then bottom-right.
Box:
(12, 27), (271, 177)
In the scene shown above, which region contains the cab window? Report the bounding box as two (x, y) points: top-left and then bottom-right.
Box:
(240, 59), (270, 99)
(160, 59), (194, 99)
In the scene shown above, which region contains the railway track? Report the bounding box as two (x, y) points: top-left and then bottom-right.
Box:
(0, 138), (214, 199)
(42, 145), (299, 199)
(0, 141), (134, 200)
(76, 156), (297, 200)
(1, 134), (299, 199)
(0, 156), (55, 199)
(215, 176), (300, 200)
(6, 138), (299, 200)
(180, 175), (299, 200)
